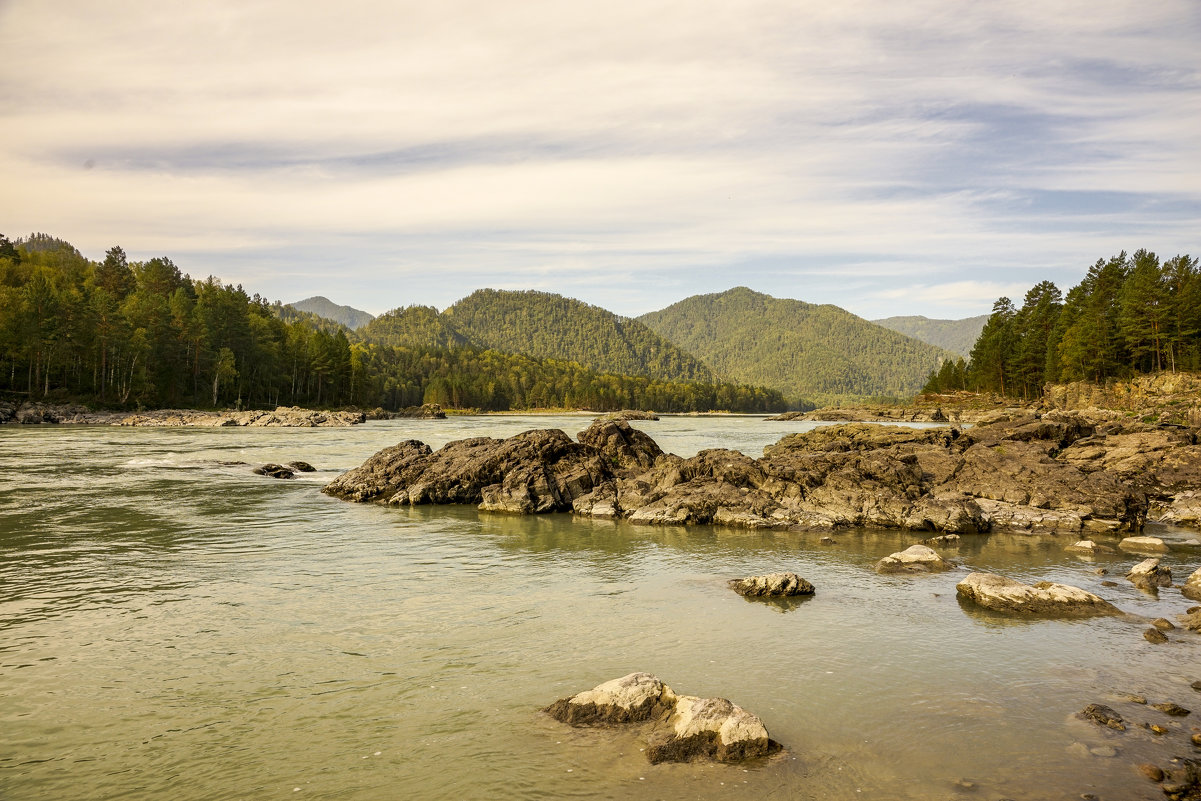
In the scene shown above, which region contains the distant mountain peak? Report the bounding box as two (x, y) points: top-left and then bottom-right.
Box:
(289, 296), (375, 330)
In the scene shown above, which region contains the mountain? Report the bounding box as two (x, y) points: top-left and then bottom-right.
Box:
(289, 296), (375, 330)
(434, 289), (716, 383)
(872, 314), (989, 358)
(638, 287), (955, 404)
(356, 305), (469, 349)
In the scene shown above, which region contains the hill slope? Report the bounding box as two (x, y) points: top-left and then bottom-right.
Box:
(289, 296), (375, 330)
(872, 314), (988, 357)
(638, 287), (954, 403)
(356, 305), (469, 349)
(438, 289), (716, 383)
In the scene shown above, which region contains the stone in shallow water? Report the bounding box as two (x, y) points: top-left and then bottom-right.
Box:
(1145, 628), (1169, 644)
(1079, 703), (1125, 730)
(956, 572), (1122, 617)
(874, 544), (952, 574)
(544, 672), (781, 764)
(1151, 702), (1190, 717)
(253, 463), (296, 479)
(728, 573), (815, 597)
(1119, 536), (1170, 554)
(1126, 558), (1172, 591)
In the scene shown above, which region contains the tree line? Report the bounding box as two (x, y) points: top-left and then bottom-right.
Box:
(0, 234), (788, 413)
(923, 249), (1201, 398)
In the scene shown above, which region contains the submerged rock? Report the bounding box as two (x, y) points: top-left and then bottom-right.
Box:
(1160, 757), (1201, 800)
(544, 672), (781, 764)
(956, 572), (1122, 617)
(1065, 540), (1114, 555)
(1127, 558), (1173, 591)
(1145, 628), (1170, 644)
(728, 573), (815, 597)
(1079, 703), (1126, 730)
(875, 544), (952, 574)
(1151, 702), (1190, 716)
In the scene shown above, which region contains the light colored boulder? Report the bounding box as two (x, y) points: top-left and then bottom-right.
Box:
(544, 672), (677, 726)
(956, 572), (1122, 616)
(1183, 567), (1201, 603)
(1064, 540), (1114, 555)
(647, 695), (777, 763)
(875, 544), (952, 574)
(1125, 558), (1172, 591)
(1119, 536), (1170, 554)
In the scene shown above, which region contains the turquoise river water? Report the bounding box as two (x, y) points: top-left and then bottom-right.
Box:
(1, 414), (1199, 801)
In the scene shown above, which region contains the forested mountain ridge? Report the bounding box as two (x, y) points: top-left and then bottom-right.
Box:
(289, 296), (375, 330)
(638, 286), (955, 404)
(356, 305), (469, 349)
(872, 314), (988, 357)
(425, 289), (717, 383)
(0, 233), (786, 413)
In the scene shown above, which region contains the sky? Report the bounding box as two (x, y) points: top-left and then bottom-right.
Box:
(2, 1), (1198, 321)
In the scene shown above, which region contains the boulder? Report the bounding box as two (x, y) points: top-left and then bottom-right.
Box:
(1145, 628), (1169, 644)
(392, 403), (447, 419)
(1151, 702), (1190, 717)
(1079, 703), (1126, 730)
(728, 573), (815, 597)
(1127, 558), (1173, 591)
(544, 673), (781, 764)
(875, 544), (952, 574)
(253, 463), (296, 479)
(956, 572), (1122, 617)
(288, 461), (316, 472)
(1120, 536), (1170, 554)
(1183, 567), (1201, 603)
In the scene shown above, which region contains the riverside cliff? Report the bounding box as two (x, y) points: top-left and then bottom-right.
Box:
(324, 414), (1201, 535)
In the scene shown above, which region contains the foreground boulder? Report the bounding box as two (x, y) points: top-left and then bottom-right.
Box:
(875, 544), (951, 574)
(1127, 558), (1173, 591)
(729, 573), (815, 597)
(1183, 568), (1201, 603)
(544, 672), (781, 763)
(956, 572), (1122, 616)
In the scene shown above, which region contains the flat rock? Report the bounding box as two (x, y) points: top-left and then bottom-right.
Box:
(728, 573), (815, 597)
(956, 572), (1122, 617)
(1120, 536), (1170, 554)
(1065, 540), (1114, 554)
(875, 544), (952, 574)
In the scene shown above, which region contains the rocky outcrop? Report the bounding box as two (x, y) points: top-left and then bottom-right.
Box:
(544, 672), (781, 764)
(956, 572), (1122, 616)
(0, 403), (368, 427)
(326, 412), (1201, 535)
(729, 573), (815, 597)
(1183, 568), (1201, 603)
(391, 403), (447, 419)
(874, 544), (952, 574)
(1126, 558), (1173, 591)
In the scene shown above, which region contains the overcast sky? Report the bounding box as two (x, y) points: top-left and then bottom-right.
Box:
(2, 1), (1198, 320)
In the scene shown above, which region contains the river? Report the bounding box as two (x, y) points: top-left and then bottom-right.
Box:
(1, 414), (1198, 800)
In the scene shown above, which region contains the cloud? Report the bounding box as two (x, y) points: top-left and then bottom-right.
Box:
(1, 0), (1197, 320)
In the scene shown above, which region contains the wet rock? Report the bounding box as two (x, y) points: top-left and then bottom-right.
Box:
(819, 536), (836, 545)
(1154, 618), (1177, 631)
(1128, 558), (1174, 591)
(1193, 681), (1201, 693)
(1091, 745), (1119, 757)
(921, 533), (961, 547)
(1140, 762), (1166, 782)
(1192, 733), (1201, 747)
(1080, 703), (1126, 730)
(1146, 628), (1170, 644)
(1120, 536), (1170, 554)
(288, 461), (316, 472)
(1184, 568), (1201, 603)
(1152, 702), (1191, 717)
(1142, 722), (1170, 735)
(1125, 694), (1149, 705)
(875, 544), (952, 574)
(544, 673), (781, 764)
(1181, 609), (1201, 633)
(544, 672), (676, 726)
(646, 694), (781, 764)
(1065, 540), (1114, 555)
(956, 572), (1122, 617)
(729, 572), (815, 597)
(1160, 757), (1201, 800)
(1101, 580), (1120, 587)
(253, 463), (296, 479)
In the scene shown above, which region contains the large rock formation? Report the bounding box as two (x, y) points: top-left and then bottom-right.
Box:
(955, 572), (1122, 616)
(544, 672), (781, 764)
(325, 413), (1201, 535)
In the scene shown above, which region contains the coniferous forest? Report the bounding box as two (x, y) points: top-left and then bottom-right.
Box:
(0, 234), (787, 413)
(923, 249), (1201, 398)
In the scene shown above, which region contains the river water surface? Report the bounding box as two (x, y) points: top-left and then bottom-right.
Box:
(2, 415), (1200, 801)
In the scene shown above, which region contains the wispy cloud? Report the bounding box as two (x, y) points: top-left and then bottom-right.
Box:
(1, 0), (1197, 319)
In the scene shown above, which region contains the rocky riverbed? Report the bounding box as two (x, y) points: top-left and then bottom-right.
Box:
(324, 412), (1201, 535)
(0, 401), (367, 427)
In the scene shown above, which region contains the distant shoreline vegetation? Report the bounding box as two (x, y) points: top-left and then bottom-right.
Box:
(0, 233), (791, 414)
(924, 249), (1201, 398)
